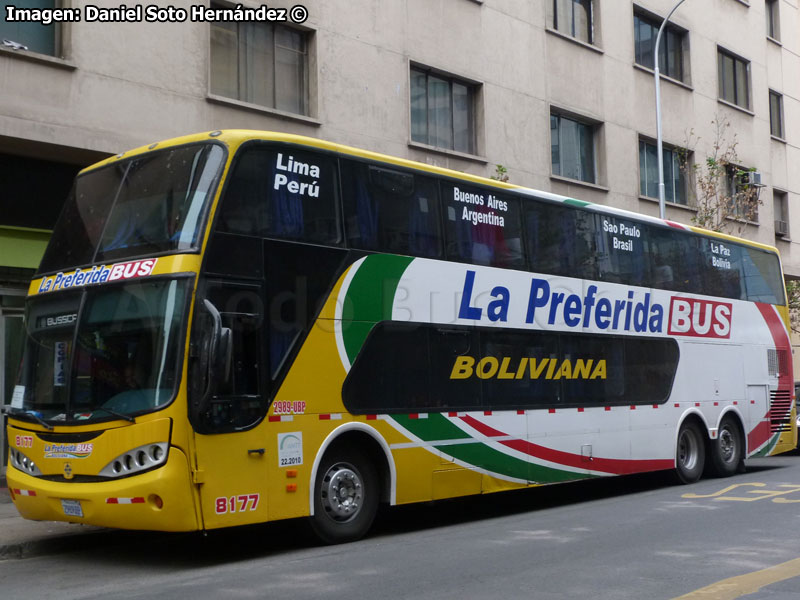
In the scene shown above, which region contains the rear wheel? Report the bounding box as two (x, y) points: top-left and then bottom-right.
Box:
(675, 420), (705, 484)
(309, 447), (378, 544)
(708, 416), (743, 477)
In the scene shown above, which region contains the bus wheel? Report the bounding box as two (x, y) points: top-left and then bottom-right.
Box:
(708, 416), (743, 477)
(310, 447), (378, 544)
(675, 420), (705, 484)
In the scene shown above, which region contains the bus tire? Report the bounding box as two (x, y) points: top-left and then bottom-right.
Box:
(675, 420), (705, 484)
(309, 447), (378, 544)
(708, 416), (743, 478)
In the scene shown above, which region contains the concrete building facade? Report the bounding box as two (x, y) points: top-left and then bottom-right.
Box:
(1, 0), (799, 453)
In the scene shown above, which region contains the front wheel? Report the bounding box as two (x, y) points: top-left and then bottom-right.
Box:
(675, 420), (705, 484)
(708, 416), (743, 477)
(309, 447), (378, 544)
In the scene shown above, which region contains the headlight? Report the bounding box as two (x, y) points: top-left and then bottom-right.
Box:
(9, 448), (42, 476)
(99, 443), (169, 478)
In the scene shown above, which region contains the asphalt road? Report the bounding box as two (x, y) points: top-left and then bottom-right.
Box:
(3, 454), (800, 600)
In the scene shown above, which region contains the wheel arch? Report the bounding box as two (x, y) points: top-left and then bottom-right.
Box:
(308, 422), (396, 516)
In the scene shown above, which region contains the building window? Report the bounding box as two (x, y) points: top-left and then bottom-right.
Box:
(773, 190), (789, 238)
(410, 66), (477, 154)
(550, 112), (596, 184)
(717, 48), (750, 110)
(633, 11), (685, 82)
(210, 5), (309, 115)
(769, 90), (784, 139)
(0, 0), (60, 55)
(549, 0), (593, 44)
(725, 165), (758, 221)
(639, 140), (687, 205)
(766, 0), (780, 40)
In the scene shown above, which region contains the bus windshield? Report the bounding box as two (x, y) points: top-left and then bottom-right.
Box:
(37, 143), (226, 275)
(14, 279), (189, 425)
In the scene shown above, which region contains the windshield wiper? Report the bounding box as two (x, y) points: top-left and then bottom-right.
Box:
(93, 407), (136, 423)
(1, 406), (55, 430)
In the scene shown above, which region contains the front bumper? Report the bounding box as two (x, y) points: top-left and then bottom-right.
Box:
(6, 448), (199, 532)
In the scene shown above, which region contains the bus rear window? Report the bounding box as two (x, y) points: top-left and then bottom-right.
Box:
(216, 146), (340, 245)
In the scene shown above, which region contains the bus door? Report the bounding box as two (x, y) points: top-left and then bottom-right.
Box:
(191, 281), (270, 529)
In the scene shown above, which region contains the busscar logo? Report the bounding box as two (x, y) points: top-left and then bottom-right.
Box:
(667, 297), (732, 339)
(38, 313), (77, 328)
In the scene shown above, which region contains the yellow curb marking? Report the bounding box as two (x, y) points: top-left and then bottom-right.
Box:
(672, 557), (800, 600)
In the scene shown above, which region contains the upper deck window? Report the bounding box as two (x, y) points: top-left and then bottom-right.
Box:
(38, 143), (225, 275)
(216, 145), (340, 245)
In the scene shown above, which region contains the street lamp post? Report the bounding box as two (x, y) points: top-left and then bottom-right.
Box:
(655, 0), (687, 220)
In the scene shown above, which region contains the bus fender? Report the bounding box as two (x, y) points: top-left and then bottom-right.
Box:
(674, 408), (710, 444)
(308, 421), (397, 516)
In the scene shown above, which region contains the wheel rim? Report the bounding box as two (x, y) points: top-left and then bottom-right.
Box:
(320, 462), (364, 523)
(678, 428), (699, 471)
(718, 426), (736, 464)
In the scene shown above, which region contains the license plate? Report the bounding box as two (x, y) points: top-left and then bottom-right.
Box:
(61, 499), (83, 517)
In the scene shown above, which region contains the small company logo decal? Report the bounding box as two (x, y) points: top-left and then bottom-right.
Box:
(44, 443), (93, 459)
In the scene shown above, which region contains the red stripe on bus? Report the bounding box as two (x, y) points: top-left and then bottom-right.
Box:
(665, 220), (687, 230)
(408, 413), (419, 419)
(460, 415), (673, 475)
(548, 409), (556, 414)
(268, 416), (281, 422)
(517, 410), (525, 415)
(754, 303), (793, 450)
(107, 498), (118, 504)
(366, 415), (378, 420)
(319, 414), (331, 420)
(484, 411), (493, 416)
(604, 406), (611, 411)
(577, 407), (584, 413)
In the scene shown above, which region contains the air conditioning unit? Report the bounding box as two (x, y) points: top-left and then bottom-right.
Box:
(747, 171), (763, 187)
(775, 219), (788, 236)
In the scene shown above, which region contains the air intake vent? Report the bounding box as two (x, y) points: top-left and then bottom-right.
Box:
(768, 349), (779, 377)
(769, 389), (793, 433)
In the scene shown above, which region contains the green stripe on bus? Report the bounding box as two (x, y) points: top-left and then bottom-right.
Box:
(563, 198), (591, 208)
(342, 254), (414, 364)
(392, 413), (591, 483)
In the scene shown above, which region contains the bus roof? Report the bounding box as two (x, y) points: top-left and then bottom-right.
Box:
(84, 129), (781, 256)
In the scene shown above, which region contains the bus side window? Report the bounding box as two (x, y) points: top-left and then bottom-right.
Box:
(697, 238), (744, 300)
(442, 183), (525, 269)
(525, 202), (596, 279)
(742, 247), (784, 304)
(595, 215), (649, 286)
(647, 227), (699, 293)
(217, 146), (342, 245)
(341, 160), (443, 258)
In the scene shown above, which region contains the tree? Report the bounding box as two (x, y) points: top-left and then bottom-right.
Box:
(490, 164), (509, 183)
(681, 115), (762, 235)
(785, 280), (800, 334)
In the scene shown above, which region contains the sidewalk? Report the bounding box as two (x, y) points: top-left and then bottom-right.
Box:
(0, 482), (108, 560)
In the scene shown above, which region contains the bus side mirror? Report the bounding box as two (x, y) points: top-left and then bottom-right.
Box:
(201, 299), (233, 406)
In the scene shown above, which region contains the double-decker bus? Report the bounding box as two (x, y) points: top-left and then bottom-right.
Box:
(4, 130), (795, 544)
